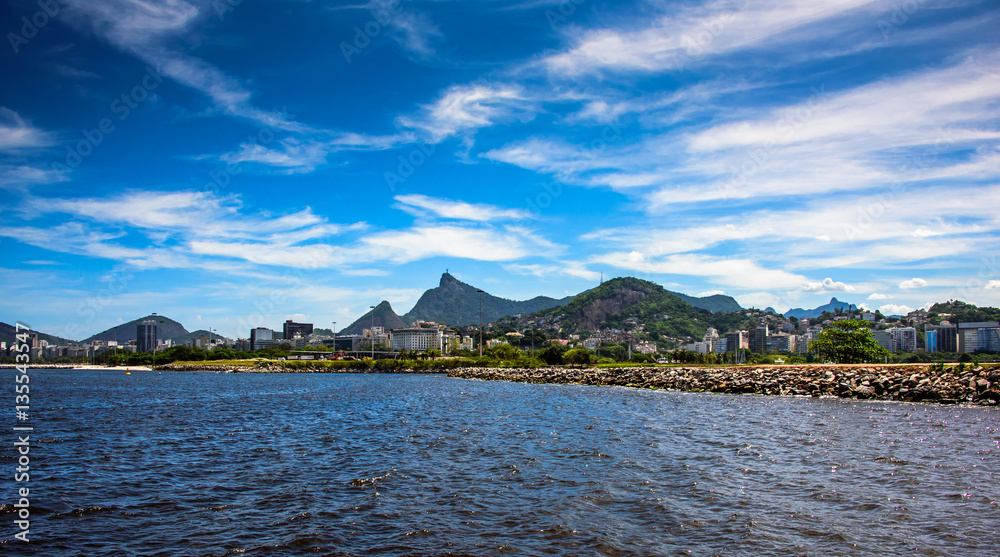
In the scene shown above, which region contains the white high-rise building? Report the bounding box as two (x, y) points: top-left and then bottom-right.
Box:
(889, 327), (917, 353)
(391, 328), (443, 352)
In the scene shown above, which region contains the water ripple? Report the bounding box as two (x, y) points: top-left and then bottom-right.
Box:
(0, 370), (997, 556)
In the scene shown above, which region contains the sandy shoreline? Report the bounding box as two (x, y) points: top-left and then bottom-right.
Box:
(0, 364), (153, 371)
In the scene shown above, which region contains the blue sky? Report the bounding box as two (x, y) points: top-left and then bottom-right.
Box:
(1, 0), (999, 340)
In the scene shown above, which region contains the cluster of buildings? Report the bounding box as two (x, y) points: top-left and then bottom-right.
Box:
(2, 332), (178, 361)
(2, 319), (228, 361)
(240, 320), (475, 355)
(681, 319), (1000, 356)
(7, 310), (1000, 362)
(0, 334), (119, 361)
(684, 326), (817, 356)
(925, 322), (1000, 353)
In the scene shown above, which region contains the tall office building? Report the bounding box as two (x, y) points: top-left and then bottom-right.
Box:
(925, 324), (958, 353)
(137, 321), (157, 352)
(769, 333), (795, 353)
(958, 322), (1000, 353)
(703, 328), (720, 353)
(889, 327), (917, 353)
(748, 326), (768, 354)
(390, 328), (444, 352)
(725, 331), (748, 352)
(873, 330), (893, 352)
(925, 329), (938, 353)
(283, 320), (314, 340)
(250, 327), (274, 351)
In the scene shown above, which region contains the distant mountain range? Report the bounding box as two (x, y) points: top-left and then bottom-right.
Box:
(26, 277), (1000, 348)
(399, 273), (574, 327)
(2, 274), (746, 345)
(771, 297), (859, 320)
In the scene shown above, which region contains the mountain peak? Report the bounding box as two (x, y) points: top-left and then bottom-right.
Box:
(402, 275), (571, 326)
(784, 298), (857, 320)
(340, 301), (406, 335)
(83, 315), (189, 344)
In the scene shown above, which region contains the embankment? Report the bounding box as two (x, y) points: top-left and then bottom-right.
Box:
(447, 364), (1000, 405)
(157, 361), (1000, 405)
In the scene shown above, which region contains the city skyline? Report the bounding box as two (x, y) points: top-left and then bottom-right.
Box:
(2, 0), (999, 340)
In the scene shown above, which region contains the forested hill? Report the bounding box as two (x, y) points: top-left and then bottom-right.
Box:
(673, 292), (743, 312)
(534, 277), (752, 341)
(401, 273), (572, 327)
(928, 300), (1000, 324)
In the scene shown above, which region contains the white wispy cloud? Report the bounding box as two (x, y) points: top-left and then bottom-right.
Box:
(488, 51), (1000, 216)
(394, 194), (534, 222)
(0, 164), (69, 190)
(542, 0), (878, 75)
(3, 190), (563, 272)
(503, 261), (601, 281)
(335, 0), (444, 60)
(0, 221), (194, 269)
(363, 224), (560, 263)
(219, 139), (332, 174)
(578, 181), (1000, 279)
(591, 251), (806, 290)
(801, 277), (855, 293)
(0, 108), (56, 152)
(5, 191), (348, 270)
(397, 83), (535, 143)
(34, 191), (344, 240)
(64, 0), (308, 132)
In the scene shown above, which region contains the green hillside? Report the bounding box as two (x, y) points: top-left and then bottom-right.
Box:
(673, 292), (743, 312)
(928, 300), (1000, 324)
(536, 277), (752, 342)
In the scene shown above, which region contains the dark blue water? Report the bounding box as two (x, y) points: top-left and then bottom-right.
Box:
(1, 369), (998, 556)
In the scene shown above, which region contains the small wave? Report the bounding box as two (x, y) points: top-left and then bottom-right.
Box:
(51, 505), (119, 518)
(873, 456), (911, 465)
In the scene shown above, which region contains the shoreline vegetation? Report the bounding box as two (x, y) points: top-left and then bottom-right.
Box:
(6, 360), (997, 405)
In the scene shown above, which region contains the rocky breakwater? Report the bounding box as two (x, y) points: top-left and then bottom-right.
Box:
(447, 364), (1000, 405)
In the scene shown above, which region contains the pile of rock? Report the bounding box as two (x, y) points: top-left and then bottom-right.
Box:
(446, 364), (1000, 405)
